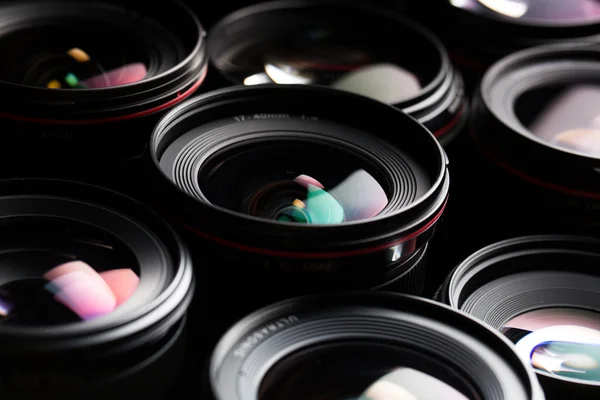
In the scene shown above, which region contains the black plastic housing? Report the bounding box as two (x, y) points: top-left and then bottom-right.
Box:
(0, 179), (195, 400)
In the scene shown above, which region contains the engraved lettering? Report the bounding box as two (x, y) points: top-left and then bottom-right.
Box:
(233, 316), (299, 358)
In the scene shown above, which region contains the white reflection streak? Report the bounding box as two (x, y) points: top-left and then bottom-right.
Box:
(477, 0), (528, 18)
(264, 63), (313, 84)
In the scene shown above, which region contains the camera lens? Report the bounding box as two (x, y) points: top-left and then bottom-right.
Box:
(0, 178), (194, 400)
(0, 1), (207, 181)
(208, 292), (545, 400)
(149, 85), (448, 312)
(439, 235), (600, 399)
(411, 0), (600, 91)
(208, 0), (467, 147)
(467, 44), (600, 235)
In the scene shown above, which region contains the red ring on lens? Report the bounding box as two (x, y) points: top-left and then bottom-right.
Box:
(471, 128), (600, 200)
(172, 197), (447, 259)
(0, 66), (207, 126)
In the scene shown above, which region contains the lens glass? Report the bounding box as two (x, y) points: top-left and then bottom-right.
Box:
(0, 217), (140, 325)
(259, 344), (473, 400)
(198, 141), (390, 224)
(502, 308), (600, 381)
(0, 25), (149, 89)
(215, 13), (438, 104)
(449, 0), (600, 24)
(515, 84), (600, 157)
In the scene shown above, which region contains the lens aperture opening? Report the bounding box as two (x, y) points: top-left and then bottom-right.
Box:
(0, 24), (155, 89)
(199, 141), (390, 224)
(0, 217), (140, 326)
(258, 343), (474, 400)
(515, 83), (600, 157)
(502, 308), (600, 383)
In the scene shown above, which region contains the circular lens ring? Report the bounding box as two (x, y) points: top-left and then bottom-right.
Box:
(209, 292), (545, 400)
(208, 0), (467, 144)
(0, 178), (194, 353)
(441, 235), (600, 391)
(0, 0), (208, 123)
(472, 43), (600, 199)
(150, 84), (449, 257)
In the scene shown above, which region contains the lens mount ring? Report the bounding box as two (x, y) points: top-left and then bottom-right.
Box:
(0, 178), (194, 354)
(150, 84), (449, 254)
(209, 292), (544, 400)
(0, 0), (207, 122)
(208, 0), (466, 145)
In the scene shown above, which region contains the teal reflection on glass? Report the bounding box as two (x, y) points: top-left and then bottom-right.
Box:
(515, 325), (600, 382)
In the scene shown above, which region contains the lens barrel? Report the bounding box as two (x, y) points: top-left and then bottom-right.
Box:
(208, 0), (467, 147)
(0, 178), (195, 400)
(466, 44), (600, 240)
(411, 0), (600, 90)
(0, 0), (207, 186)
(439, 235), (600, 400)
(148, 84), (448, 316)
(209, 292), (545, 400)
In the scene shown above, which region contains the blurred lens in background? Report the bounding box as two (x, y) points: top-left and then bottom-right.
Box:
(441, 235), (600, 399)
(209, 0), (467, 147)
(449, 0), (600, 24)
(0, 179), (194, 400)
(208, 292), (544, 400)
(519, 84), (600, 157)
(407, 0), (600, 93)
(0, 1), (207, 192)
(450, 45), (600, 260)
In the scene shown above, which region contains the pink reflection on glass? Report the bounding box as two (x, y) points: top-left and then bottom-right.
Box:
(82, 62), (147, 89)
(43, 261), (140, 321)
(99, 269), (140, 307)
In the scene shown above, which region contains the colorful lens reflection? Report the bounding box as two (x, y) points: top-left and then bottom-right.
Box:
(358, 368), (469, 400)
(23, 46), (147, 89)
(0, 261), (140, 324)
(44, 261), (140, 320)
(526, 84), (600, 157)
(450, 0), (600, 23)
(502, 308), (600, 382)
(273, 170), (388, 224)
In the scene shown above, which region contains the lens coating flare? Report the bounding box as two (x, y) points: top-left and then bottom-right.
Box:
(256, 170), (388, 224)
(524, 85), (600, 156)
(230, 26), (423, 103)
(358, 368), (469, 400)
(0, 261), (139, 324)
(502, 308), (600, 382)
(40, 47), (147, 89)
(450, 0), (600, 23)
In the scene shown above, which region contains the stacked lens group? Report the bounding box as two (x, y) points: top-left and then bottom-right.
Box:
(0, 1), (598, 399)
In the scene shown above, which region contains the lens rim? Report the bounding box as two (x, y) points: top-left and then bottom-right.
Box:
(0, 0), (208, 123)
(471, 43), (600, 198)
(0, 178), (194, 354)
(209, 291), (545, 400)
(440, 234), (600, 390)
(149, 84), (449, 256)
(208, 0), (467, 145)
